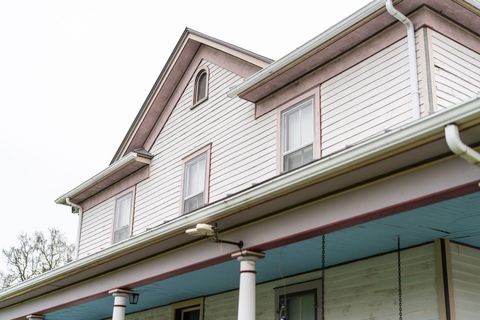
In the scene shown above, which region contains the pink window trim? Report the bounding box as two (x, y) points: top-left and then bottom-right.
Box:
(192, 66), (209, 108)
(276, 87), (321, 174)
(179, 143), (212, 214)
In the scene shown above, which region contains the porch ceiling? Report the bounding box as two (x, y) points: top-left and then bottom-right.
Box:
(45, 191), (480, 320)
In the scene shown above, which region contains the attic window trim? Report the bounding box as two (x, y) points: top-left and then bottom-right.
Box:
(192, 67), (209, 109)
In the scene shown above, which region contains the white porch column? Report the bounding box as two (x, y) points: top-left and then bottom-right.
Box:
(26, 315), (44, 320)
(232, 250), (265, 320)
(108, 288), (133, 320)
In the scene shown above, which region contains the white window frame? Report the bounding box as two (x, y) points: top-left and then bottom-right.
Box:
(192, 67), (209, 108)
(274, 279), (323, 320)
(277, 87), (321, 173)
(111, 188), (134, 244)
(181, 144), (211, 214)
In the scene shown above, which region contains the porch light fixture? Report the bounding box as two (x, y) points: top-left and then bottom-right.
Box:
(185, 223), (243, 249)
(129, 292), (140, 305)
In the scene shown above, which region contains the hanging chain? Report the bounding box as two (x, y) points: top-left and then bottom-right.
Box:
(397, 236), (403, 320)
(322, 234), (326, 320)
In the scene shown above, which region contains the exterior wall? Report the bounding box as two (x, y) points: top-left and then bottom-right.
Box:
(320, 32), (426, 156)
(133, 60), (277, 234)
(431, 30), (480, 111)
(125, 244), (439, 320)
(78, 197), (115, 258)
(450, 243), (480, 319)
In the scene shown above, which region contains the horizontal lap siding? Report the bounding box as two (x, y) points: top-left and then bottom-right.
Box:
(133, 61), (277, 234)
(451, 243), (480, 319)
(321, 37), (421, 157)
(78, 198), (114, 258)
(431, 31), (480, 111)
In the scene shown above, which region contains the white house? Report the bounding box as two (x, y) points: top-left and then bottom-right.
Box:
(1, 0), (479, 319)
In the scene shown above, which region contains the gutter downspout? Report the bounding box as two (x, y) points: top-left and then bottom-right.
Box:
(445, 124), (480, 166)
(385, 0), (421, 120)
(65, 197), (83, 260)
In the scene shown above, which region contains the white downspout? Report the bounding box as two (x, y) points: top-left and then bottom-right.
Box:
(385, 0), (421, 120)
(65, 197), (83, 260)
(445, 124), (480, 166)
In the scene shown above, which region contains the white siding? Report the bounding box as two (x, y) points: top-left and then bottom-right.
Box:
(78, 198), (114, 258)
(320, 34), (426, 157)
(451, 243), (480, 319)
(133, 61), (277, 234)
(431, 31), (480, 110)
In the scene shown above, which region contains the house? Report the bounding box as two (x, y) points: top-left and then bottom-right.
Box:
(1, 0), (480, 319)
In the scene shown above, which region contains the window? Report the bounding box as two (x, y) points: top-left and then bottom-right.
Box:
(182, 146), (210, 214)
(113, 191), (133, 243)
(172, 298), (204, 320)
(275, 279), (323, 320)
(193, 68), (208, 106)
(282, 99), (314, 171)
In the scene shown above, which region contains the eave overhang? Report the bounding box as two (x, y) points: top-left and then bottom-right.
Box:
(55, 149), (153, 206)
(2, 97), (480, 308)
(228, 0), (480, 102)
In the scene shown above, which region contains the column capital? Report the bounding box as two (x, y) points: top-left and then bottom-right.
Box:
(231, 250), (265, 261)
(26, 315), (44, 320)
(108, 288), (134, 297)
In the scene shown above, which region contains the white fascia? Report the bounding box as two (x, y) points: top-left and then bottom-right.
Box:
(2, 97), (479, 302)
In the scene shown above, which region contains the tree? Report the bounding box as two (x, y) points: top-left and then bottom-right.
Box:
(0, 228), (75, 289)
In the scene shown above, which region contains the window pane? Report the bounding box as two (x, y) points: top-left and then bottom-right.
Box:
(185, 155), (206, 198)
(285, 109), (301, 152)
(184, 193), (204, 214)
(182, 309), (200, 320)
(300, 102), (314, 145)
(115, 194), (132, 230)
(196, 72), (207, 102)
(287, 292), (315, 320)
(284, 145), (313, 171)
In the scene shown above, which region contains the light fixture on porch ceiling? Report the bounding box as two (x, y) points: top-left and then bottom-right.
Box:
(129, 292), (140, 305)
(185, 223), (243, 249)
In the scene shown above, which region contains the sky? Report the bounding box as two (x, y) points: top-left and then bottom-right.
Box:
(0, 0), (371, 261)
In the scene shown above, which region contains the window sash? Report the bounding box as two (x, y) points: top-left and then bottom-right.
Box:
(282, 99), (314, 156)
(113, 192), (132, 243)
(275, 279), (322, 320)
(183, 152), (207, 213)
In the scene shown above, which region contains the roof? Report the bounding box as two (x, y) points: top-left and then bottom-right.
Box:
(228, 0), (480, 102)
(110, 28), (272, 164)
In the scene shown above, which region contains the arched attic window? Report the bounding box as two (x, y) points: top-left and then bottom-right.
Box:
(193, 68), (209, 107)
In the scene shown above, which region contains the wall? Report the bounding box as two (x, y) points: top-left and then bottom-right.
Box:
(133, 59), (277, 234)
(450, 242), (480, 319)
(431, 30), (480, 111)
(125, 244), (439, 320)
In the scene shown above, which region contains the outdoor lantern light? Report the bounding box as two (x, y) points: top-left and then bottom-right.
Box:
(129, 292), (140, 305)
(185, 223), (243, 249)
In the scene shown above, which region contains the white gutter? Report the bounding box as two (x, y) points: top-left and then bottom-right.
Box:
(227, 0), (387, 98)
(55, 151), (150, 205)
(65, 198), (83, 260)
(445, 124), (480, 166)
(385, 0), (421, 120)
(1, 97), (479, 302)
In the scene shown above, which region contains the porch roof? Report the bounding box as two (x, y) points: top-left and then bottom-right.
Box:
(45, 191), (480, 319)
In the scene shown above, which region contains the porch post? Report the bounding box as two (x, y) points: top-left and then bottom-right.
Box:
(108, 288), (133, 320)
(232, 250), (265, 320)
(26, 315), (44, 320)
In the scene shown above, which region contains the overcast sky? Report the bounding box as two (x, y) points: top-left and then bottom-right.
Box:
(0, 0), (370, 260)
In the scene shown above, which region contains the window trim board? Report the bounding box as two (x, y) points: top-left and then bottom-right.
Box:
(274, 278), (323, 320)
(192, 66), (210, 109)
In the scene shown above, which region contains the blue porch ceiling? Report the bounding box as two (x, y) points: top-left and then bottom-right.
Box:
(46, 191), (480, 320)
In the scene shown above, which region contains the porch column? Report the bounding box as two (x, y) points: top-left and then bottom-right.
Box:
(108, 288), (133, 320)
(232, 250), (265, 320)
(26, 315), (44, 320)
